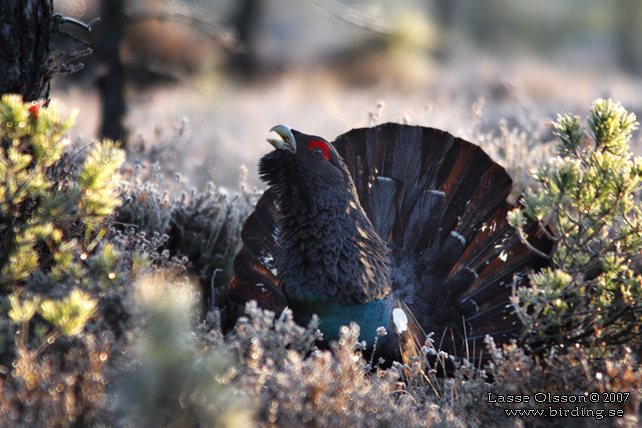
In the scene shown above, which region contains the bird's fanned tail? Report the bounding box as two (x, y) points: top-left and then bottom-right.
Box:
(332, 124), (551, 359)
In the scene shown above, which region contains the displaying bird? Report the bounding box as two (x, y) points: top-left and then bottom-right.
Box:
(227, 123), (551, 366)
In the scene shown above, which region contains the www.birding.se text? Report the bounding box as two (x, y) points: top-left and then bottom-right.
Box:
(504, 407), (624, 420)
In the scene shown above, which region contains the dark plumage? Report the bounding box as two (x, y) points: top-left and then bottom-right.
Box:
(228, 123), (551, 366)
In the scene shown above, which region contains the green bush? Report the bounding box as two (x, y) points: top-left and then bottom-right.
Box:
(0, 95), (252, 427)
(508, 99), (642, 354)
(0, 94), (133, 427)
(0, 94), (125, 289)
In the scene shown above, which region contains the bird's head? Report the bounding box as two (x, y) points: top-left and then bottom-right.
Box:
(259, 125), (351, 192)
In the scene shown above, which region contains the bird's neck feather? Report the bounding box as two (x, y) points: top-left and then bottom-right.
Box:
(275, 180), (392, 304)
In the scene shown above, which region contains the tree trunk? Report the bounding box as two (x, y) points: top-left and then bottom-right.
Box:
(229, 0), (264, 79)
(96, 0), (127, 144)
(616, 0), (642, 75)
(432, 0), (457, 60)
(0, 0), (55, 101)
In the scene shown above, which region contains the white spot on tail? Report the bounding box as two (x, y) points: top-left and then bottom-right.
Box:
(451, 231), (465, 246)
(392, 308), (408, 333)
(377, 176), (394, 183)
(260, 252), (274, 265)
(260, 252), (278, 276)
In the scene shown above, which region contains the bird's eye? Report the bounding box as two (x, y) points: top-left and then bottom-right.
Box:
(308, 140), (330, 161)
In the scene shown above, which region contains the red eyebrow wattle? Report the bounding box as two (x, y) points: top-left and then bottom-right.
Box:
(308, 140), (330, 161)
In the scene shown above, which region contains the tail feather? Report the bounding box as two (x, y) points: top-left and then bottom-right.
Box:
(469, 315), (521, 339)
(403, 189), (444, 253)
(332, 123), (551, 354)
(460, 228), (551, 304)
(338, 128), (372, 209)
(336, 126), (456, 236)
(467, 298), (513, 325)
(388, 128), (429, 224)
(443, 268), (478, 299)
(467, 323), (522, 343)
(437, 143), (496, 247)
(453, 164), (512, 244)
(434, 231), (467, 276)
(368, 177), (397, 242)
(450, 204), (517, 274)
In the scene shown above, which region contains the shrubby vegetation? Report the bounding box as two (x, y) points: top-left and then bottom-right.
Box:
(1, 95), (641, 427)
(0, 94), (254, 427)
(0, 95), (128, 426)
(509, 99), (642, 355)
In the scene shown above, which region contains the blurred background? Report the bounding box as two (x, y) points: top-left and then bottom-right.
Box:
(52, 0), (642, 189)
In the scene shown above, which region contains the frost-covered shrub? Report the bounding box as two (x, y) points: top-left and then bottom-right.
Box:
(509, 99), (642, 355)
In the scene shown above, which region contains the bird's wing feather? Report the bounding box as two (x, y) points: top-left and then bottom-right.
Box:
(227, 188), (286, 312)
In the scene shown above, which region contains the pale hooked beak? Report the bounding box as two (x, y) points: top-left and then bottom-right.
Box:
(267, 125), (296, 153)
